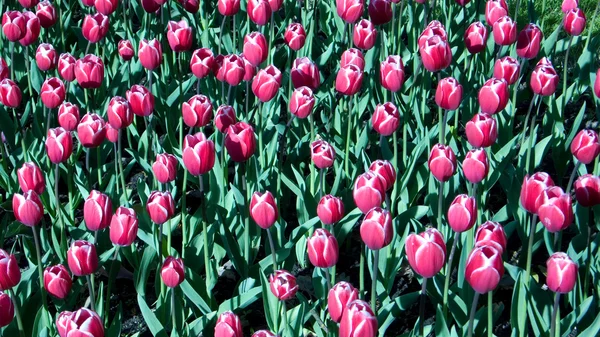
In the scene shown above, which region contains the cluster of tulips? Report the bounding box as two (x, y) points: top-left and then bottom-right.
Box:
(2, 0), (600, 335)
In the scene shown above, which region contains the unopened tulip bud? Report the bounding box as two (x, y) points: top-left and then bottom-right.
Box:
(369, 160), (396, 191)
(215, 311), (243, 337)
(311, 140), (336, 169)
(317, 195), (345, 224)
(574, 174), (600, 207)
(81, 13), (108, 43)
(419, 35), (452, 72)
(340, 48), (365, 71)
(67, 240), (98, 276)
(126, 84), (154, 117)
(36, 43), (57, 71)
(252, 65), (282, 102)
(250, 191), (278, 229)
(225, 122), (256, 162)
(218, 54), (246, 86)
(107, 96), (132, 129)
(336, 64), (364, 96)
(190, 48), (215, 79)
(83, 190), (112, 231)
(109, 206), (138, 246)
(328, 282), (359, 323)
(447, 194), (477, 233)
(167, 20), (193, 52)
(12, 191), (43, 227)
(19, 11), (41, 46)
(284, 23), (306, 51)
(353, 19), (377, 50)
(380, 55), (405, 92)
(138, 39), (163, 71)
(564, 8), (586, 36)
(43, 265), (72, 299)
(546, 252), (577, 293)
(243, 32), (268, 66)
(465, 113), (498, 148)
(435, 77), (463, 110)
(152, 153), (178, 184)
(77, 113), (106, 148)
(464, 21), (488, 54)
(219, 0), (241, 15)
(161, 256), (185, 288)
(0, 79), (22, 108)
(291, 57), (321, 89)
(182, 94), (213, 128)
(183, 132), (216, 176)
(118, 39), (135, 61)
(36, 1), (57, 28)
(530, 64), (559, 96)
(75, 54), (104, 89)
(339, 300), (378, 337)
(520, 172), (555, 214)
(478, 78), (509, 114)
(46, 127), (73, 163)
(58, 53), (76, 82)
(307, 228), (339, 268)
(289, 86), (315, 119)
(428, 144), (457, 182)
(146, 191), (175, 224)
(485, 0), (508, 26)
(41, 77), (66, 109)
(516, 23), (543, 59)
(353, 172), (385, 213)
(215, 105), (237, 133)
(571, 129), (600, 164)
(474, 221), (507, 253)
(0, 291), (13, 327)
(17, 162), (45, 194)
(405, 228), (446, 278)
(360, 207), (393, 250)
(465, 245), (504, 293)
(248, 0), (272, 25)
(535, 186), (573, 233)
(463, 149), (489, 184)
(493, 56), (520, 85)
(56, 308), (104, 337)
(492, 16), (517, 45)
(2, 11), (26, 42)
(371, 102), (400, 136)
(337, 0), (364, 23)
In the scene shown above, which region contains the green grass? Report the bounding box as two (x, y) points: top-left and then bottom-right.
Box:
(509, 0), (600, 36)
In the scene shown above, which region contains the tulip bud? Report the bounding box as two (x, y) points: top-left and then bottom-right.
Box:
(215, 311), (243, 337)
(284, 23), (306, 51)
(43, 264), (72, 299)
(252, 331), (275, 337)
(41, 77), (66, 109)
(485, 0), (508, 26)
(12, 190), (44, 227)
(0, 79), (22, 108)
(337, 0), (364, 23)
(492, 16), (517, 45)
(328, 282), (359, 323)
(478, 78), (509, 114)
(307, 228), (339, 268)
(18, 11), (40, 46)
(36, 1), (57, 28)
(435, 77), (463, 110)
(464, 21), (488, 54)
(183, 132), (216, 176)
(215, 105), (237, 132)
(465, 245), (504, 293)
(77, 113), (106, 148)
(67, 240), (98, 276)
(46, 127), (73, 164)
(336, 64), (364, 96)
(58, 53), (76, 82)
(535, 186), (574, 233)
(428, 144), (457, 182)
(268, 0), (283, 10)
(81, 0), (95, 6)
(447, 194), (477, 233)
(493, 57), (519, 85)
(19, 0), (40, 7)
(369, 160), (396, 191)
(530, 64), (559, 96)
(109, 206), (138, 246)
(339, 301), (378, 337)
(317, 195), (345, 224)
(225, 122), (256, 162)
(516, 23), (543, 59)
(140, 0), (161, 12)
(562, 0), (578, 12)
(219, 0), (240, 15)
(139, 39), (163, 71)
(340, 48), (365, 71)
(250, 191), (279, 229)
(17, 162), (45, 194)
(564, 8), (586, 36)
(152, 153), (178, 184)
(105, 124), (118, 143)
(252, 65), (282, 102)
(571, 129), (600, 164)
(36, 43), (57, 71)
(126, 85), (154, 117)
(56, 308), (104, 337)
(474, 221), (507, 253)
(311, 140), (336, 169)
(463, 149), (489, 184)
(83, 190), (112, 231)
(161, 256), (185, 288)
(380, 55), (405, 92)
(146, 191), (175, 224)
(243, 32), (268, 66)
(289, 86), (315, 119)
(0, 59), (7, 80)
(291, 57), (321, 89)
(574, 174), (600, 207)
(368, 0), (392, 25)
(353, 172), (385, 213)
(167, 20), (193, 52)
(82, 13), (108, 43)
(94, 0), (118, 15)
(418, 21), (448, 50)
(520, 172), (555, 213)
(546, 252), (578, 293)
(241, 55), (256, 81)
(0, 291), (13, 327)
(269, 270), (298, 300)
(190, 48), (215, 79)
(1, 11), (26, 42)
(360, 207), (393, 250)
(248, 0), (272, 25)
(405, 228), (446, 278)
(116, 39), (135, 62)
(178, 0), (199, 12)
(182, 94), (212, 128)
(0, 250), (20, 291)
(371, 102), (400, 136)
(419, 35), (452, 72)
(75, 54), (104, 89)
(218, 54), (246, 86)
(465, 113), (497, 148)
(107, 96), (132, 129)
(353, 19), (377, 50)
(595, 68), (600, 99)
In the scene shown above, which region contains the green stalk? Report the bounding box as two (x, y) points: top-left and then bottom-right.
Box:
(281, 301), (289, 337)
(266, 227), (278, 272)
(524, 213), (538, 286)
(344, 97), (353, 179)
(467, 292), (481, 337)
(200, 176), (211, 284)
(104, 247), (120, 324)
(324, 267), (332, 290)
(442, 232), (459, 319)
(419, 278), (428, 337)
(310, 113), (316, 194)
(178, 56), (184, 155)
(488, 292), (493, 337)
(550, 293), (560, 337)
(8, 288), (25, 337)
(55, 164), (66, 260)
(118, 131), (129, 206)
(562, 36), (574, 119)
(566, 161), (581, 194)
(258, 102), (264, 168)
(67, 160), (75, 224)
(32, 226), (49, 324)
(524, 97), (538, 174)
(171, 288), (177, 331)
(96, 146), (102, 188)
(371, 249), (379, 313)
(267, 14), (275, 65)
(359, 243), (365, 298)
(87, 274), (96, 311)
(438, 181), (445, 228)
(181, 169), (188, 259)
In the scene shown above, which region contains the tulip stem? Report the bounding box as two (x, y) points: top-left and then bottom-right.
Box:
(32, 226), (49, 323)
(259, 102), (264, 168)
(171, 288), (177, 331)
(87, 275), (96, 311)
(583, 209), (594, 298)
(467, 292), (480, 337)
(97, 146), (102, 187)
(10, 42), (14, 81)
(524, 96), (538, 174)
(344, 97), (353, 180)
(562, 37), (574, 119)
(179, 57), (184, 156)
(359, 243), (365, 298)
(488, 292), (493, 337)
(442, 232), (459, 320)
(181, 169), (188, 259)
(524, 213), (538, 287)
(419, 278), (428, 337)
(371, 249), (379, 313)
(266, 227), (278, 272)
(566, 161), (581, 194)
(324, 267), (332, 290)
(550, 293), (560, 337)
(118, 131), (129, 206)
(437, 180), (444, 228)
(114, 143), (120, 194)
(280, 301), (289, 337)
(8, 288), (25, 337)
(55, 164), (66, 255)
(319, 168), (324, 198)
(200, 176), (211, 285)
(104, 246), (120, 324)
(268, 14), (275, 65)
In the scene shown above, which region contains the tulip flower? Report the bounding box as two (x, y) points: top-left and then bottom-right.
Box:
(178, 0), (199, 12)
(360, 207), (393, 250)
(418, 21), (448, 49)
(17, 162), (45, 194)
(380, 55), (405, 92)
(109, 206), (138, 246)
(574, 174), (600, 207)
(493, 56), (520, 85)
(182, 94), (213, 128)
(478, 78), (509, 114)
(435, 77), (463, 110)
(530, 64), (559, 96)
(248, 0), (272, 25)
(428, 144), (457, 182)
(464, 22), (488, 54)
(340, 48), (365, 71)
(44, 265), (72, 299)
(36, 43), (57, 71)
(336, 64), (364, 96)
(465, 113), (498, 148)
(520, 172), (555, 214)
(83, 190), (112, 231)
(241, 56), (256, 82)
(105, 124), (118, 143)
(40, 77), (66, 109)
(485, 0), (508, 26)
(328, 281), (359, 322)
(465, 245), (504, 293)
(289, 86), (315, 119)
(405, 228), (446, 278)
(18, 11), (41, 46)
(77, 113), (106, 148)
(0, 79), (22, 108)
(218, 0), (241, 15)
(94, 0), (119, 15)
(561, 0), (578, 12)
(81, 13), (109, 44)
(218, 54), (246, 86)
(243, 32), (268, 66)
(215, 105), (237, 132)
(67, 240), (98, 276)
(146, 191), (175, 225)
(36, 1), (57, 28)
(0, 249), (21, 290)
(284, 23), (306, 51)
(118, 40), (135, 61)
(0, 291), (13, 327)
(252, 65), (282, 102)
(595, 68), (600, 99)
(190, 48), (215, 79)
(492, 16), (517, 46)
(337, 0), (364, 23)
(353, 172), (385, 213)
(56, 308), (104, 337)
(353, 19), (377, 50)
(311, 140), (336, 169)
(167, 20), (193, 52)
(474, 221), (507, 253)
(183, 132), (216, 176)
(317, 195), (345, 225)
(0, 59), (7, 80)
(419, 35), (452, 72)
(107, 96), (132, 129)
(535, 186), (573, 233)
(546, 252), (577, 293)
(2, 11), (27, 42)
(368, 0), (392, 25)
(307, 228), (339, 268)
(250, 191), (279, 229)
(516, 23), (543, 59)
(46, 127), (73, 164)
(161, 256), (185, 288)
(214, 311), (243, 337)
(371, 102), (400, 136)
(126, 85), (154, 117)
(75, 54), (104, 89)
(463, 148), (489, 184)
(138, 39), (163, 71)
(571, 129), (600, 164)
(564, 8), (586, 36)
(291, 57), (320, 89)
(57, 102), (81, 132)
(447, 194), (477, 233)
(339, 300), (378, 337)
(224, 122), (256, 162)
(152, 153), (178, 184)
(269, 270), (298, 300)
(58, 53), (77, 82)
(268, 0), (283, 10)
(252, 331), (275, 337)
(369, 160), (396, 191)
(12, 191), (44, 227)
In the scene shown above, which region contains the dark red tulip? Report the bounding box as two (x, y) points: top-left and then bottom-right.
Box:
(82, 13), (108, 43)
(41, 77), (66, 109)
(67, 240), (98, 276)
(12, 191), (44, 227)
(564, 8), (586, 36)
(44, 265), (72, 299)
(167, 20), (193, 52)
(369, 159), (396, 191)
(18, 11), (41, 46)
(463, 148), (489, 184)
(353, 19), (377, 50)
(58, 53), (76, 82)
(126, 85), (154, 117)
(178, 0), (199, 13)
(118, 39), (135, 61)
(248, 0), (272, 26)
(340, 48), (365, 71)
(474, 221), (507, 253)
(317, 195), (345, 224)
(161, 256), (185, 288)
(595, 68), (600, 99)
(109, 206), (138, 246)
(465, 113), (497, 148)
(307, 228), (339, 268)
(535, 186), (573, 233)
(284, 23), (306, 51)
(75, 54), (104, 89)
(546, 252), (578, 293)
(492, 16), (517, 45)
(269, 270), (298, 300)
(215, 105), (237, 133)
(360, 207), (393, 250)
(138, 39), (162, 71)
(152, 153), (178, 184)
(353, 172), (385, 213)
(46, 127), (73, 163)
(371, 102), (399, 136)
(56, 308), (104, 337)
(291, 57), (320, 89)
(328, 282), (359, 323)
(83, 190), (112, 231)
(0, 291), (13, 327)
(464, 21), (488, 54)
(244, 32), (268, 66)
(225, 122), (256, 162)
(183, 132), (216, 176)
(336, 64), (363, 96)
(405, 228), (446, 278)
(574, 174), (600, 207)
(19, 0), (40, 8)
(493, 56), (520, 85)
(250, 191), (278, 229)
(17, 162), (45, 194)
(0, 79), (22, 108)
(215, 311), (243, 337)
(0, 250), (20, 291)
(571, 129), (600, 164)
(428, 144), (457, 182)
(419, 35), (452, 72)
(36, 43), (57, 71)
(311, 140), (336, 169)
(146, 191), (175, 224)
(368, 0), (392, 25)
(218, 0), (241, 15)
(289, 86), (315, 119)
(465, 245), (504, 293)
(485, 0), (508, 26)
(107, 96), (132, 129)
(218, 54), (246, 86)
(516, 23), (543, 59)
(190, 48), (215, 79)
(520, 172), (555, 214)
(435, 77), (463, 110)
(447, 194), (477, 233)
(530, 64), (559, 96)
(77, 113), (106, 148)
(0, 59), (7, 80)
(380, 55), (405, 92)
(2, 11), (27, 42)
(336, 0), (364, 23)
